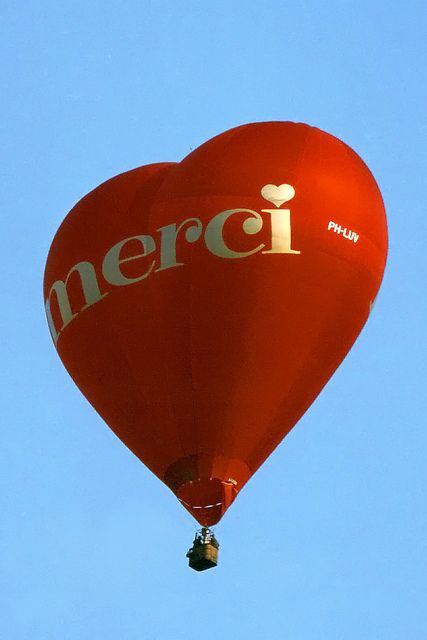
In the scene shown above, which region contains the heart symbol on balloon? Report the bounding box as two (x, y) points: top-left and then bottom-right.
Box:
(261, 183), (295, 208)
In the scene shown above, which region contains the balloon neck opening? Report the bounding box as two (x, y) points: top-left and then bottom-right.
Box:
(163, 454), (251, 526)
(177, 477), (237, 526)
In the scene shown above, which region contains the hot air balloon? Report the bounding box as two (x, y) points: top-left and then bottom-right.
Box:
(44, 122), (388, 571)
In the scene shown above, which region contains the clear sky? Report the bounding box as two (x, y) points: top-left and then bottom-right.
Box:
(1, 1), (426, 638)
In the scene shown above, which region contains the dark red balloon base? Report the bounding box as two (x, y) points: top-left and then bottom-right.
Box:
(164, 454), (251, 526)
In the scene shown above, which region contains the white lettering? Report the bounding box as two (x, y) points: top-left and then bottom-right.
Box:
(328, 221), (359, 243)
(262, 209), (300, 255)
(204, 209), (264, 259)
(103, 235), (156, 285)
(46, 203), (303, 345)
(156, 218), (203, 272)
(45, 261), (106, 344)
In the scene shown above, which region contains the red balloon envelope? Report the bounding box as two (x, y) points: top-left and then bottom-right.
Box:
(44, 122), (388, 527)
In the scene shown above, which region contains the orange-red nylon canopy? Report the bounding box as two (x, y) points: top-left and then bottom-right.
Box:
(44, 122), (388, 526)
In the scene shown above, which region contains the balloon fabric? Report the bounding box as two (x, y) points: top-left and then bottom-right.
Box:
(44, 122), (388, 527)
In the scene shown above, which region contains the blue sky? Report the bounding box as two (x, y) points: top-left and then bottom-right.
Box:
(1, 1), (426, 638)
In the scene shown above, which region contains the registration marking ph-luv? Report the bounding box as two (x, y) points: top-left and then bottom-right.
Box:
(327, 221), (359, 243)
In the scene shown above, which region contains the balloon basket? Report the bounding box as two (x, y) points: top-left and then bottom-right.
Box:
(186, 528), (219, 572)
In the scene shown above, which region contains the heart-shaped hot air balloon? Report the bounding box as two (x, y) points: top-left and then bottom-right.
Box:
(44, 122), (388, 569)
